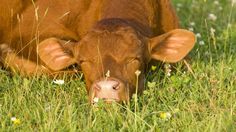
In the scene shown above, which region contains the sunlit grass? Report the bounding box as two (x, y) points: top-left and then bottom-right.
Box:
(0, 0), (235, 131)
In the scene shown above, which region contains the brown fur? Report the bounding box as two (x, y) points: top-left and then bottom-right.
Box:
(0, 0), (195, 101)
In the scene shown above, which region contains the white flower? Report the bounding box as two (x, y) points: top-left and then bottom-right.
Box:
(176, 3), (183, 7)
(218, 6), (223, 11)
(232, 0), (236, 6)
(11, 117), (17, 121)
(196, 33), (202, 38)
(208, 13), (217, 21)
(93, 97), (99, 103)
(190, 22), (196, 26)
(53, 80), (65, 85)
(166, 72), (171, 77)
(135, 70), (141, 76)
(210, 27), (216, 36)
(199, 41), (205, 45)
(214, 1), (219, 5)
(188, 27), (194, 31)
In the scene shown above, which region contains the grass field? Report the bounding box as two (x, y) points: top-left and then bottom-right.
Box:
(0, 0), (235, 131)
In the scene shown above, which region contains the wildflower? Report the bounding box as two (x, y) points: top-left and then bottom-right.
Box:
(232, 0), (236, 6)
(208, 13), (217, 21)
(228, 23), (232, 28)
(11, 117), (21, 125)
(199, 41), (205, 45)
(166, 72), (171, 77)
(159, 112), (172, 120)
(176, 3), (183, 7)
(53, 79), (65, 85)
(93, 97), (99, 103)
(214, 1), (219, 5)
(135, 70), (141, 76)
(151, 65), (157, 71)
(218, 6), (223, 11)
(188, 27), (194, 31)
(210, 27), (216, 34)
(210, 27), (216, 36)
(190, 22), (196, 26)
(196, 33), (201, 38)
(164, 64), (171, 76)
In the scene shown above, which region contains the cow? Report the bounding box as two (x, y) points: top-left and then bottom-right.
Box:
(0, 0), (195, 103)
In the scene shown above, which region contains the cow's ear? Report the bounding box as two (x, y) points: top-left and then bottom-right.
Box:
(37, 38), (77, 71)
(149, 29), (195, 63)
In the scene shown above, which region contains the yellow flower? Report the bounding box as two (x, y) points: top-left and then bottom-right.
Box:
(11, 117), (21, 125)
(159, 112), (172, 120)
(151, 65), (157, 71)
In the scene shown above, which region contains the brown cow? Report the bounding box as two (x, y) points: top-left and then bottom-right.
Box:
(0, 0), (195, 103)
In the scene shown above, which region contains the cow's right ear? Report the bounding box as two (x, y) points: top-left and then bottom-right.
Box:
(148, 29), (196, 63)
(37, 38), (77, 71)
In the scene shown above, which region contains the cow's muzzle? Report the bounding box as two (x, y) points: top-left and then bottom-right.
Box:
(90, 77), (129, 103)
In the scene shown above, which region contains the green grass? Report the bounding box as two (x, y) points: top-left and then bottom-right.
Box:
(0, 0), (236, 131)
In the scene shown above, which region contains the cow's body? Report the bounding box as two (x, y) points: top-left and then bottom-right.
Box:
(0, 0), (195, 102)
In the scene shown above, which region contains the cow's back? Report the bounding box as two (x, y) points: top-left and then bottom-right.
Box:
(0, 0), (179, 62)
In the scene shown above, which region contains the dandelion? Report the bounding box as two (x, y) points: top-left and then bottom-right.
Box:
(11, 117), (21, 125)
(53, 79), (65, 85)
(151, 65), (157, 71)
(208, 13), (217, 21)
(159, 112), (172, 121)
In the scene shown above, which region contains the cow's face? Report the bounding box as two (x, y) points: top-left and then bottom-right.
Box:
(38, 27), (195, 103)
(75, 27), (147, 102)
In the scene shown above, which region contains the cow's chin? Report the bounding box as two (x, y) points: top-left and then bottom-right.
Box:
(88, 78), (132, 104)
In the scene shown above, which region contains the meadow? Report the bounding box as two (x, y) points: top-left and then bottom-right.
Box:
(0, 0), (235, 131)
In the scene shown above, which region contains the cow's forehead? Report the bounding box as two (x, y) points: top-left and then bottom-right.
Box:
(79, 31), (143, 59)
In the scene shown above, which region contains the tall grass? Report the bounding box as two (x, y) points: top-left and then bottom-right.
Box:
(0, 0), (235, 131)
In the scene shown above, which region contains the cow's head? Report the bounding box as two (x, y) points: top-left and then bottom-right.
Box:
(38, 20), (195, 103)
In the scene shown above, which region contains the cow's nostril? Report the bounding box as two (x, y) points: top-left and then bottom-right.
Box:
(112, 83), (120, 90)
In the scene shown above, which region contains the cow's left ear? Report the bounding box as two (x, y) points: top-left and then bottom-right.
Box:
(37, 38), (77, 71)
(149, 29), (196, 63)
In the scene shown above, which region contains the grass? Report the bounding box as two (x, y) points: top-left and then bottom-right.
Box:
(0, 0), (236, 131)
